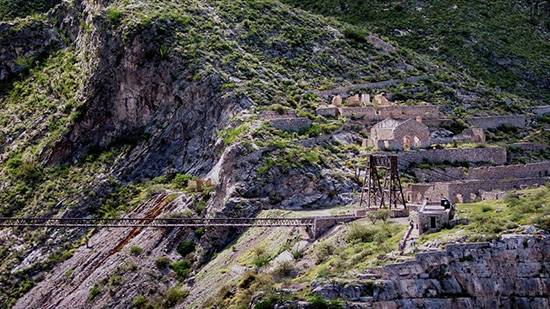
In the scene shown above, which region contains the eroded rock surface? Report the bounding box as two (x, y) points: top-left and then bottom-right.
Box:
(312, 234), (550, 308)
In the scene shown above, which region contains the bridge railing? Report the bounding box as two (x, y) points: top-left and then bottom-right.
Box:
(0, 217), (318, 228)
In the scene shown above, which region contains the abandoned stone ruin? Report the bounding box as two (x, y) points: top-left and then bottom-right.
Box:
(268, 91), (549, 220)
(313, 90), (549, 238)
(368, 118), (430, 151)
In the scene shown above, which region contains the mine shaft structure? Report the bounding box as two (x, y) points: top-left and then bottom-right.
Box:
(359, 154), (407, 209)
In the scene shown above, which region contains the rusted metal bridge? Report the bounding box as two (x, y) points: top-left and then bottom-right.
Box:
(0, 215), (359, 238)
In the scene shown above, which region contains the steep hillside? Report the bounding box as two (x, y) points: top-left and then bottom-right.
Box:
(0, 0), (61, 21)
(283, 0), (550, 102)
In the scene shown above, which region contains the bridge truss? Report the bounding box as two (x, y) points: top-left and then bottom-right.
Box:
(0, 217), (316, 228)
(0, 215), (358, 239)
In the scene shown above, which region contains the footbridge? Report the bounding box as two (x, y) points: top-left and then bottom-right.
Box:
(0, 215), (360, 239)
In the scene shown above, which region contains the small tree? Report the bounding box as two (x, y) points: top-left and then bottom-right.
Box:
(176, 240), (195, 257)
(366, 211), (379, 224)
(376, 209), (391, 223)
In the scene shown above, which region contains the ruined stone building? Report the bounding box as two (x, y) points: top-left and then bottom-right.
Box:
(369, 118), (430, 151)
(430, 127), (486, 145)
(406, 177), (549, 204)
(410, 200), (455, 234)
(372, 93), (391, 106)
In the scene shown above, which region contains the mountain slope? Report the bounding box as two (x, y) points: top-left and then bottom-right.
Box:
(283, 0), (550, 102)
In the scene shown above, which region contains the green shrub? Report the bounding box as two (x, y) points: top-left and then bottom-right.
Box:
(164, 286), (189, 306)
(106, 7), (123, 25)
(255, 294), (281, 309)
(272, 261), (294, 278)
(195, 200), (207, 213)
(346, 223), (378, 243)
(219, 123), (249, 145)
(132, 295), (147, 308)
(6, 154), (42, 182)
(253, 254), (271, 268)
(108, 274), (123, 287)
(314, 242), (335, 263)
(194, 227), (206, 238)
(155, 256), (171, 269)
(159, 44), (170, 59)
(533, 214), (550, 231)
(172, 173), (194, 189)
(130, 245), (143, 256)
(165, 286), (189, 306)
(251, 246), (271, 268)
(366, 209), (392, 224)
(170, 259), (191, 280)
(306, 295), (343, 309)
(342, 27), (368, 44)
(176, 240), (195, 257)
(88, 284), (102, 301)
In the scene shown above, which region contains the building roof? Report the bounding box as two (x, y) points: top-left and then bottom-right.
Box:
(371, 118), (424, 141)
(372, 118), (403, 130)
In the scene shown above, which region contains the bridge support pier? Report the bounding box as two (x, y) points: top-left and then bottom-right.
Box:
(308, 217), (358, 239)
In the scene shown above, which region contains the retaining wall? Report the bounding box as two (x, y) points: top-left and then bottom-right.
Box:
(337, 105), (440, 122)
(530, 105), (550, 117)
(406, 177), (549, 204)
(413, 161), (550, 182)
(398, 147), (507, 167)
(467, 115), (527, 129)
(269, 117), (311, 132)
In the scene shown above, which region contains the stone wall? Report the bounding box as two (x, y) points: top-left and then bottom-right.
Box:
(510, 142), (548, 152)
(312, 234), (550, 308)
(530, 105), (550, 117)
(269, 117), (312, 132)
(467, 115), (527, 129)
(413, 161), (550, 183)
(406, 177), (549, 204)
(320, 104), (441, 122)
(260, 110), (297, 119)
(398, 147), (507, 167)
(336, 105), (440, 122)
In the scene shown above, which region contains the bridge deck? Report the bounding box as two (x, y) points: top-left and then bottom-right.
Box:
(0, 216), (357, 229)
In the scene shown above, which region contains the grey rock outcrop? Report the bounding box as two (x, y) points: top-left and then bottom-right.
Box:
(0, 19), (62, 81)
(312, 234), (550, 308)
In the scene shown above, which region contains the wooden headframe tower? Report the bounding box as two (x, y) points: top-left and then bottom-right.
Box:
(359, 154), (406, 209)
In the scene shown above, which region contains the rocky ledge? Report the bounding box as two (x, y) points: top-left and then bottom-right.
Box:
(311, 233), (549, 308)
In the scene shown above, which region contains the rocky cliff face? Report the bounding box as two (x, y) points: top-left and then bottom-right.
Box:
(311, 234), (550, 308)
(0, 19), (61, 82)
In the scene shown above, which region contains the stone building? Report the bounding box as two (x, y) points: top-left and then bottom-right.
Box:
(344, 93), (370, 106)
(331, 95), (342, 106)
(369, 118), (430, 151)
(430, 127), (486, 145)
(373, 93), (391, 106)
(410, 200), (455, 234)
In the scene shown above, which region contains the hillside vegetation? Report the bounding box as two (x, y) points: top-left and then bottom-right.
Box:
(283, 0), (550, 102)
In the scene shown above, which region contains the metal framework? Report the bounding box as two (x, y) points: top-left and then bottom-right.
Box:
(0, 217), (315, 228)
(0, 215), (358, 239)
(359, 154), (406, 209)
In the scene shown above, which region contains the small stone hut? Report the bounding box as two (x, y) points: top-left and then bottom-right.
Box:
(410, 200), (455, 234)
